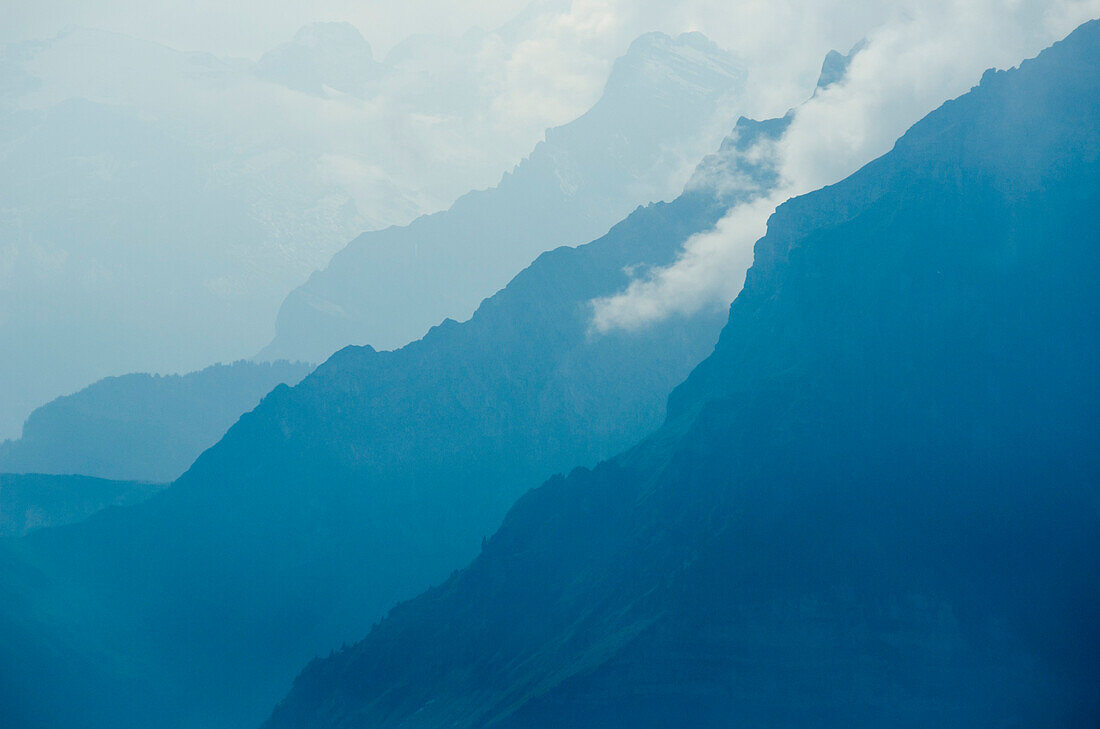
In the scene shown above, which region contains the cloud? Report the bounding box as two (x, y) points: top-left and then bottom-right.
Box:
(592, 194), (776, 331)
(591, 0), (1100, 333)
(1, 0), (530, 59)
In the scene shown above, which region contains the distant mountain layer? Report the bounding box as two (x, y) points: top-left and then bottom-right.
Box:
(259, 31), (745, 363)
(0, 473), (163, 538)
(256, 22), (384, 96)
(263, 20), (1100, 729)
(0, 360), (312, 483)
(0, 86), (790, 726)
(0, 18), (740, 440)
(0, 27), (384, 441)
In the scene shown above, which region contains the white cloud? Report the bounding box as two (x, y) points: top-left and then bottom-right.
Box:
(592, 0), (1100, 333)
(592, 194), (777, 332)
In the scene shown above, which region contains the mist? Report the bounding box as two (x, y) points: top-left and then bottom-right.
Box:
(591, 0), (1100, 333)
(3, 0), (1094, 433)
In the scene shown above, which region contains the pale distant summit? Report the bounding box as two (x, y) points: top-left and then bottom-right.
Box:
(623, 30), (742, 74)
(621, 29), (724, 58)
(817, 50), (850, 88)
(545, 30), (744, 150)
(257, 21), (383, 96)
(291, 21), (370, 51)
(260, 30), (747, 363)
(815, 40), (865, 92)
(601, 31), (745, 103)
(0, 13), (751, 441)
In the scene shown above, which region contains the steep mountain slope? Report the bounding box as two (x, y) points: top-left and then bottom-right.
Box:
(0, 474), (162, 537)
(264, 21), (1100, 729)
(0, 88), (793, 727)
(259, 32), (745, 363)
(1, 15), (734, 440)
(0, 360), (311, 483)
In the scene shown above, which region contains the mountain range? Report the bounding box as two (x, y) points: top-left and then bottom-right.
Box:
(259, 30), (745, 362)
(0, 52), (785, 725)
(263, 20), (1100, 728)
(0, 18), (740, 440)
(0, 360), (311, 483)
(2, 16), (1096, 729)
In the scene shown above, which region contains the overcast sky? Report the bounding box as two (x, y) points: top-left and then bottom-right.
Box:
(3, 0), (528, 59)
(4, 0), (889, 121)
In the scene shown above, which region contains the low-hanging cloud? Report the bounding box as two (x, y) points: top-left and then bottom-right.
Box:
(591, 0), (1100, 334)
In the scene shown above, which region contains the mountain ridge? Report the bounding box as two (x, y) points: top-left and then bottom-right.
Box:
(0, 360), (312, 483)
(0, 75), (783, 724)
(0, 473), (163, 537)
(258, 30), (746, 362)
(262, 19), (1100, 729)
(2, 16), (742, 440)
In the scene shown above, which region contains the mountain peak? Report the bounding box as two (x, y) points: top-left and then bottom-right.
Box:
(257, 21), (381, 96)
(601, 30), (744, 104)
(815, 39), (865, 90)
(625, 30), (708, 54)
(290, 21), (372, 55)
(261, 27), (748, 362)
(619, 29), (736, 68)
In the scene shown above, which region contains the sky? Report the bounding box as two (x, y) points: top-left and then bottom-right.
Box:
(4, 0), (886, 121)
(2, 0), (529, 59)
(11, 0), (1093, 178)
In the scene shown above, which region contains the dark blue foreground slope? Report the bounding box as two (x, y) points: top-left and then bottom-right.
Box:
(0, 100), (787, 727)
(265, 20), (1100, 729)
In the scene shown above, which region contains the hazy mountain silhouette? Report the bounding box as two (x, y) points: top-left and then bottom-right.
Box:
(0, 28), (389, 440)
(0, 69), (789, 726)
(259, 31), (746, 363)
(0, 18), (742, 441)
(257, 22), (385, 96)
(0, 473), (163, 537)
(0, 361), (311, 483)
(263, 21), (1100, 729)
